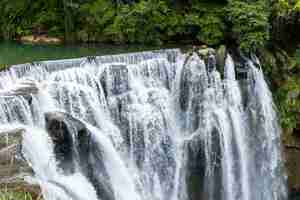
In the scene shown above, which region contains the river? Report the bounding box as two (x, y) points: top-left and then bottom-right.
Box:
(0, 41), (184, 66)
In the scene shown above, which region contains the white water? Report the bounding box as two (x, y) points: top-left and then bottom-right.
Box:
(0, 49), (287, 200)
(22, 127), (99, 200)
(87, 124), (139, 200)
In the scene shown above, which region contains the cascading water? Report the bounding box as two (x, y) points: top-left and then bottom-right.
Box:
(0, 49), (287, 200)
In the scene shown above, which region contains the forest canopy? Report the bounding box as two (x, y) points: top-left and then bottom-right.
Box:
(0, 0), (278, 51)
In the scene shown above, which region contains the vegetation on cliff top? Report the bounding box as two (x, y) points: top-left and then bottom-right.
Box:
(265, 0), (300, 132)
(0, 0), (270, 51)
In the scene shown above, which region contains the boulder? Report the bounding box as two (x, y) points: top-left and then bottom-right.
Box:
(197, 48), (215, 59)
(100, 64), (131, 97)
(45, 112), (77, 174)
(207, 52), (217, 72)
(45, 111), (115, 200)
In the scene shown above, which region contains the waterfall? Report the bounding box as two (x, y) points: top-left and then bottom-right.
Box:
(0, 49), (287, 200)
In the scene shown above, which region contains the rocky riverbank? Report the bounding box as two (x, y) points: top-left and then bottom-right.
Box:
(19, 35), (63, 45)
(0, 127), (42, 199)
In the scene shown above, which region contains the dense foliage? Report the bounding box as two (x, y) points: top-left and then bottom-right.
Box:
(225, 0), (269, 52)
(274, 0), (300, 14)
(263, 0), (300, 132)
(0, 0), (269, 50)
(261, 47), (300, 132)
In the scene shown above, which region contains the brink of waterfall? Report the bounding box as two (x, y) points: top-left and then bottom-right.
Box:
(0, 49), (287, 200)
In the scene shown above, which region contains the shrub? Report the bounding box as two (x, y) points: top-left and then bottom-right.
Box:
(225, 0), (270, 52)
(104, 0), (170, 44)
(0, 190), (42, 200)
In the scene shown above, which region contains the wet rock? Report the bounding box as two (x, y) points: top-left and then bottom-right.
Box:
(285, 145), (300, 193)
(198, 48), (215, 59)
(45, 112), (115, 200)
(272, 11), (300, 53)
(101, 64), (131, 97)
(185, 127), (222, 200)
(216, 45), (226, 70)
(0, 80), (39, 97)
(45, 112), (77, 174)
(282, 129), (300, 196)
(185, 135), (205, 200)
(0, 80), (39, 110)
(207, 51), (217, 73)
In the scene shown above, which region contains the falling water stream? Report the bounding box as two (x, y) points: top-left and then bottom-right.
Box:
(0, 49), (287, 200)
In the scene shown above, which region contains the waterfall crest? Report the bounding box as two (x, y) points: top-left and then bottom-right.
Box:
(0, 49), (287, 200)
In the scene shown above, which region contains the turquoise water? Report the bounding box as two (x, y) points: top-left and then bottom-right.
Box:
(0, 42), (183, 66)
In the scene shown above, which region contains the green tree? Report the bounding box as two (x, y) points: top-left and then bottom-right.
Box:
(225, 0), (270, 52)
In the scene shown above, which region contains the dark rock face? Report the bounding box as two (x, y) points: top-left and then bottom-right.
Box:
(0, 81), (39, 97)
(185, 127), (222, 200)
(45, 112), (115, 200)
(185, 136), (205, 200)
(207, 52), (217, 73)
(283, 128), (300, 197)
(272, 11), (300, 53)
(45, 112), (77, 174)
(286, 145), (300, 193)
(101, 64), (131, 97)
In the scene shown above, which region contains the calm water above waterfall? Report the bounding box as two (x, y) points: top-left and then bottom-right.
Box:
(0, 42), (182, 66)
(0, 49), (287, 200)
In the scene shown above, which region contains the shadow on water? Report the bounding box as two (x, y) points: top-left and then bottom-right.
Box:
(0, 41), (187, 66)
